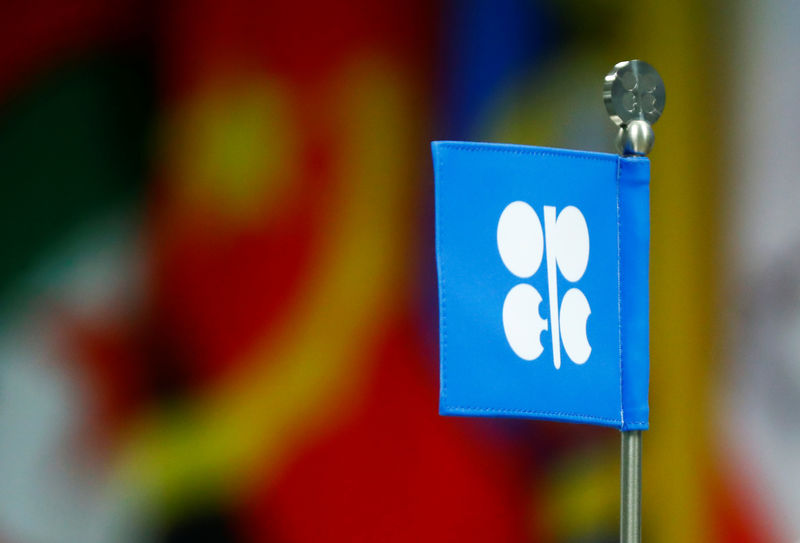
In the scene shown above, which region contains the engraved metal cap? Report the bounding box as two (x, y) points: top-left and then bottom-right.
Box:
(604, 60), (665, 156)
(603, 60), (665, 127)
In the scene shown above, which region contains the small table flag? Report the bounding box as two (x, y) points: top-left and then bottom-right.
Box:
(433, 141), (649, 430)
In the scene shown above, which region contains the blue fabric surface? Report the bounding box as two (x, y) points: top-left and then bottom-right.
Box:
(433, 141), (650, 430)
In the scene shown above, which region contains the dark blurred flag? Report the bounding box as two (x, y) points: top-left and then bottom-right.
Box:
(126, 1), (531, 541)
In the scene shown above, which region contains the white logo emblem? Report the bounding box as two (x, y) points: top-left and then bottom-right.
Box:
(497, 201), (591, 368)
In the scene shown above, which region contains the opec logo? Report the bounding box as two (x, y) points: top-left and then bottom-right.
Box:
(497, 201), (592, 368)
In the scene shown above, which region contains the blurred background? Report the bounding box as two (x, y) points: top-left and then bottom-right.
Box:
(0, 0), (796, 542)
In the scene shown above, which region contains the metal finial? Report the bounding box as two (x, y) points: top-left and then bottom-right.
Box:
(604, 60), (665, 156)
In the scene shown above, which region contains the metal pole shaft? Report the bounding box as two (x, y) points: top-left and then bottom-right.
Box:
(604, 59), (662, 543)
(620, 430), (642, 543)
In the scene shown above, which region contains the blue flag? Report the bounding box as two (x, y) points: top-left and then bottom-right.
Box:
(433, 141), (650, 430)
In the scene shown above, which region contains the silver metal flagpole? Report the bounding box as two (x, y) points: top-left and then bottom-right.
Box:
(620, 430), (643, 543)
(603, 59), (665, 543)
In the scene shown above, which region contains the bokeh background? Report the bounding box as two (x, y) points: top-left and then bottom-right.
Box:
(0, 0), (797, 542)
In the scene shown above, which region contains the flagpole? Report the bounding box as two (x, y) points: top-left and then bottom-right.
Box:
(615, 110), (650, 543)
(604, 59), (665, 543)
(620, 430), (642, 543)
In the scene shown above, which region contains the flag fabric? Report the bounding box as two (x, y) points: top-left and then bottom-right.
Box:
(434, 141), (650, 430)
